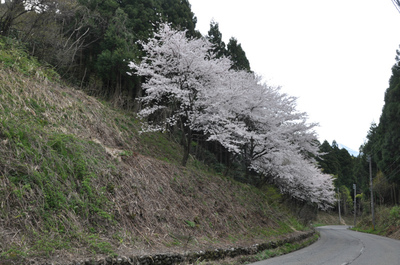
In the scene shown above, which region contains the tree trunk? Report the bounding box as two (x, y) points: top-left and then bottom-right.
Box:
(181, 131), (191, 167)
(133, 78), (143, 113)
(397, 186), (400, 202)
(343, 198), (347, 215)
(112, 74), (122, 107)
(180, 120), (192, 167)
(223, 152), (231, 176)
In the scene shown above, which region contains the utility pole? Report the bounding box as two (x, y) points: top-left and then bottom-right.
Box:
(353, 184), (356, 227)
(337, 187), (341, 225)
(368, 155), (375, 230)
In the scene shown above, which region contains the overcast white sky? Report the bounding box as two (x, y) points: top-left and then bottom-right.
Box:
(190, 0), (400, 151)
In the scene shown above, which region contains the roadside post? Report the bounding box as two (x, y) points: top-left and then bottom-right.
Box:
(337, 187), (341, 224)
(353, 184), (356, 227)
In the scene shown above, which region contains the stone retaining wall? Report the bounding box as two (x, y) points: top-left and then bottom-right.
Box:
(31, 230), (316, 265)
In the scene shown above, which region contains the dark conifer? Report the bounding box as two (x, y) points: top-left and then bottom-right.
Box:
(227, 37), (251, 72)
(207, 20), (226, 58)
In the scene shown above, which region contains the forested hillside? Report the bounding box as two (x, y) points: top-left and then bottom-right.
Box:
(0, 0), (340, 263)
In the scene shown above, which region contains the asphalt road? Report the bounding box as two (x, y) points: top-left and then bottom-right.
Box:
(249, 225), (400, 265)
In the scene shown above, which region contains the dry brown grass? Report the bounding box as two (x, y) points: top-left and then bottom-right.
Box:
(315, 211), (354, 226)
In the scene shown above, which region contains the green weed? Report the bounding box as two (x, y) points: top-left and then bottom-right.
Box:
(0, 37), (59, 81)
(185, 220), (196, 228)
(87, 235), (115, 255)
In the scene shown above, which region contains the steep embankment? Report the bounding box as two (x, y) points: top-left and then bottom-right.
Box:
(0, 39), (310, 264)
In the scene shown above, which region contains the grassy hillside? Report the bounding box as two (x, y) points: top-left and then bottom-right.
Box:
(0, 37), (309, 264)
(354, 205), (400, 240)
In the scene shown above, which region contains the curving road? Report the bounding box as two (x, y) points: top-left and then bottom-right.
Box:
(249, 225), (400, 265)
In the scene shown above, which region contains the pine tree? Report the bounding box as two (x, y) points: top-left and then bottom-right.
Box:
(96, 8), (138, 106)
(336, 148), (354, 188)
(317, 140), (354, 190)
(207, 20), (226, 58)
(227, 37), (251, 72)
(376, 50), (400, 185)
(317, 140), (340, 176)
(159, 0), (198, 37)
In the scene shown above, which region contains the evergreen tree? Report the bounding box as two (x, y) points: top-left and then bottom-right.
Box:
(160, 0), (198, 37)
(96, 8), (138, 106)
(376, 50), (400, 185)
(317, 140), (354, 190)
(362, 122), (382, 178)
(120, 0), (161, 41)
(352, 155), (369, 193)
(76, 0), (198, 104)
(317, 140), (340, 176)
(227, 37), (251, 72)
(336, 148), (354, 188)
(207, 20), (226, 58)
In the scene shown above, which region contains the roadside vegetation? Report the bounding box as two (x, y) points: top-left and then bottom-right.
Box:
(353, 206), (400, 240)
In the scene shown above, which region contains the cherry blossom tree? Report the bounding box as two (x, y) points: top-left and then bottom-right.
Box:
(198, 70), (335, 209)
(128, 22), (335, 209)
(199, 70), (319, 170)
(128, 23), (232, 166)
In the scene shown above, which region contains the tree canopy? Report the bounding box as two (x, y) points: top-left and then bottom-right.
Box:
(317, 140), (355, 190)
(227, 37), (251, 72)
(206, 21), (251, 72)
(207, 20), (226, 58)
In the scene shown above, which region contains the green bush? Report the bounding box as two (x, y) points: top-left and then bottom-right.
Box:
(389, 206), (400, 226)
